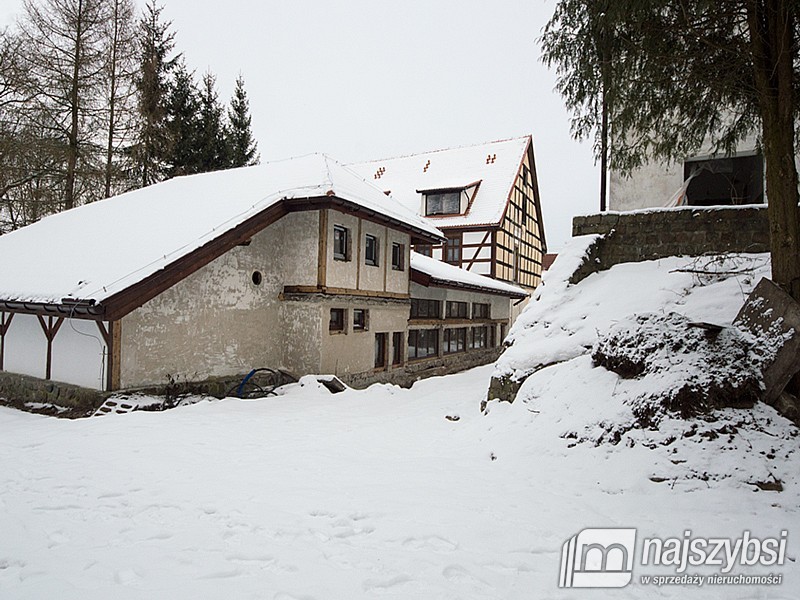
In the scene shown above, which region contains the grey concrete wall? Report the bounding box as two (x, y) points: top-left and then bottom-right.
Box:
(570, 206), (769, 283)
(318, 297), (409, 378)
(119, 214), (316, 388)
(325, 210), (410, 294)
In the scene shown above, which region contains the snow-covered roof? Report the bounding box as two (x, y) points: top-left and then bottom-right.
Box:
(349, 137), (531, 228)
(0, 154), (443, 309)
(410, 251), (528, 298)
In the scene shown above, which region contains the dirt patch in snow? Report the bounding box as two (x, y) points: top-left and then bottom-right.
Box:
(592, 312), (762, 424)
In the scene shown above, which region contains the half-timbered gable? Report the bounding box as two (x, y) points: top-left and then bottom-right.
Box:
(350, 136), (547, 290)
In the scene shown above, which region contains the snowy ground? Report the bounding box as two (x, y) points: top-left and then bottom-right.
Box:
(1, 365), (798, 599)
(1, 244), (799, 598)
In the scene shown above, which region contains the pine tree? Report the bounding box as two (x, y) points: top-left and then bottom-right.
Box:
(195, 71), (228, 172)
(226, 75), (259, 168)
(165, 60), (201, 177)
(132, 0), (177, 187)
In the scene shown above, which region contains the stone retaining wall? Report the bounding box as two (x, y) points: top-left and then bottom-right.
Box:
(571, 206), (769, 282)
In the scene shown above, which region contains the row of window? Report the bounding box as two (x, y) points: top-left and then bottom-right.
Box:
(409, 299), (491, 320)
(331, 302), (491, 334)
(408, 326), (497, 360)
(333, 225), (405, 270)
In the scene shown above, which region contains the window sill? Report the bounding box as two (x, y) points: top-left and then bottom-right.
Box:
(329, 330), (347, 335)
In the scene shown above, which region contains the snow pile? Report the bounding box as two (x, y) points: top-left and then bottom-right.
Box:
(592, 312), (762, 423)
(507, 356), (799, 491)
(494, 238), (770, 382)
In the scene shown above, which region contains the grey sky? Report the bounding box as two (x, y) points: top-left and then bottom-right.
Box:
(2, 0), (599, 250)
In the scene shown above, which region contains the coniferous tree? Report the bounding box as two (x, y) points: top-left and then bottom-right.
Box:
(226, 75), (259, 168)
(195, 71), (228, 172)
(165, 60), (201, 177)
(132, 0), (177, 187)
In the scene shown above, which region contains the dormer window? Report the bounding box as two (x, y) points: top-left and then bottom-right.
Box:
(425, 191), (461, 216)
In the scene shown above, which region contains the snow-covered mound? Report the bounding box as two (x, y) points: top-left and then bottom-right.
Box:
(486, 237), (800, 493)
(494, 236), (771, 382)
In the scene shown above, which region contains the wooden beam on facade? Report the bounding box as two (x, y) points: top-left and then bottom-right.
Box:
(0, 311), (14, 371)
(36, 315), (64, 380)
(317, 209), (328, 288)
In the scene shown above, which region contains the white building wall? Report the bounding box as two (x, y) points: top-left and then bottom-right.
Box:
(2, 314), (108, 390)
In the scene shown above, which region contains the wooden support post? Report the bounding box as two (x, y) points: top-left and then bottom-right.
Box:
(0, 311), (14, 371)
(36, 315), (64, 380)
(317, 209), (328, 289)
(96, 320), (121, 392)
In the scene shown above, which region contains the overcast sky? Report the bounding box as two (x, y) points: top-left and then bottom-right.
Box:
(2, 0), (599, 250)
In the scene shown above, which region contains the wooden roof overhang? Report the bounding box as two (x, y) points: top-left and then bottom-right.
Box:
(0, 195), (444, 323)
(410, 268), (528, 300)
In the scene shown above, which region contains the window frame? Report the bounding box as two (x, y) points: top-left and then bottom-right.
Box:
(365, 234), (379, 266)
(407, 328), (439, 360)
(333, 224), (350, 261)
(329, 308), (346, 333)
(444, 327), (467, 354)
(391, 242), (405, 271)
(392, 332), (403, 366)
(446, 300), (468, 319)
(353, 308), (368, 331)
(425, 191), (461, 216)
(374, 332), (387, 368)
(410, 298), (442, 320)
(472, 303), (490, 319)
(445, 234), (462, 265)
(471, 326), (488, 349)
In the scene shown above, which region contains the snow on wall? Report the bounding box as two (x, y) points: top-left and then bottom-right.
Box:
(2, 314), (107, 390)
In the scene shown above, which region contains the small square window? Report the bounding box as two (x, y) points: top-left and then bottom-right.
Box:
(329, 308), (345, 332)
(365, 234), (379, 266)
(333, 225), (349, 261)
(391, 243), (405, 271)
(353, 308), (368, 331)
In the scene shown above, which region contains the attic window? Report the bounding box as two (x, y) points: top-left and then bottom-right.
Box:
(425, 191), (461, 216)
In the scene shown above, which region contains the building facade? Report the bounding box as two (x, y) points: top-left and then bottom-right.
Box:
(0, 154), (526, 393)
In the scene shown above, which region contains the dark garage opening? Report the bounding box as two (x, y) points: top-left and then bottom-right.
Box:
(683, 154), (764, 206)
